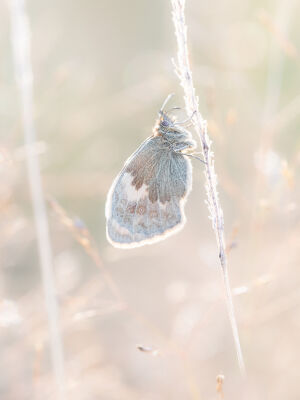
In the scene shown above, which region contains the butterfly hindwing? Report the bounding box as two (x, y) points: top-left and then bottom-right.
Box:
(105, 136), (192, 248)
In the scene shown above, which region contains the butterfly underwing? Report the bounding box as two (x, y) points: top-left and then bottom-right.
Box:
(105, 96), (197, 248)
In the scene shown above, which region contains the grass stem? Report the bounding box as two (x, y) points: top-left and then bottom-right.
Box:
(9, 0), (66, 397)
(171, 0), (246, 376)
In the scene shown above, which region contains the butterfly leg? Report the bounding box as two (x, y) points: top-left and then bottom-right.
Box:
(173, 143), (206, 164)
(174, 111), (196, 126)
(172, 141), (196, 154)
(185, 153), (206, 164)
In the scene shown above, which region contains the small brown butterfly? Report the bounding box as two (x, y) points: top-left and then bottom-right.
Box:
(105, 95), (198, 248)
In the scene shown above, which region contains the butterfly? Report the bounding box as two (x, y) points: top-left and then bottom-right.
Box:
(105, 95), (199, 248)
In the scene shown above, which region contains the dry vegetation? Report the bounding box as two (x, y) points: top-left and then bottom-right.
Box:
(1, 0), (300, 399)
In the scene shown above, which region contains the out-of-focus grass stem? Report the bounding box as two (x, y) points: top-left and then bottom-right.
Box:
(9, 1), (66, 398)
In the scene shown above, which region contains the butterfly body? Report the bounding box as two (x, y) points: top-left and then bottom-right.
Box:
(105, 107), (196, 248)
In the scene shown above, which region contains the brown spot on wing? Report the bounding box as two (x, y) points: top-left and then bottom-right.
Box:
(126, 202), (137, 214)
(148, 183), (158, 203)
(137, 204), (146, 215)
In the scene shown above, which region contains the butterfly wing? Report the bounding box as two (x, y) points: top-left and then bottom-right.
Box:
(105, 136), (192, 248)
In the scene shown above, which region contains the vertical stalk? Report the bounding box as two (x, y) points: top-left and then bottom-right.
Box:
(171, 0), (246, 376)
(9, 0), (66, 397)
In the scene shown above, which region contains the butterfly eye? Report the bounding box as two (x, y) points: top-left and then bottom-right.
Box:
(161, 119), (169, 127)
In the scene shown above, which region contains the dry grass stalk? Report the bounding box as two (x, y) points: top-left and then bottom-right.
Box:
(216, 374), (225, 399)
(48, 197), (123, 302)
(171, 0), (245, 375)
(9, 0), (66, 398)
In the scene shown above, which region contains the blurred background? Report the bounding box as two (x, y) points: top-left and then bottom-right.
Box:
(1, 0), (300, 398)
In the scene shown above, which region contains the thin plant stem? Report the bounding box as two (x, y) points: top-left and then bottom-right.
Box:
(171, 0), (246, 376)
(9, 0), (66, 398)
(47, 197), (123, 303)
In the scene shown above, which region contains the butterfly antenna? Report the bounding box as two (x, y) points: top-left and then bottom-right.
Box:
(165, 106), (182, 114)
(160, 93), (175, 113)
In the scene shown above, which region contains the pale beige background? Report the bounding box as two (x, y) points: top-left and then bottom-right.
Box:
(1, 0), (300, 399)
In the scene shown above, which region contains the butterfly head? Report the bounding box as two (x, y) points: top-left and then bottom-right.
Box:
(153, 110), (176, 137)
(156, 94), (179, 133)
(153, 95), (194, 143)
(159, 110), (175, 128)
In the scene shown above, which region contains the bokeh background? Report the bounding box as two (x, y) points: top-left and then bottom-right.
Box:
(1, 0), (300, 399)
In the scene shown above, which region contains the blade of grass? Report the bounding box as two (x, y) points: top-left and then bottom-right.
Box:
(171, 0), (246, 376)
(9, 0), (66, 398)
